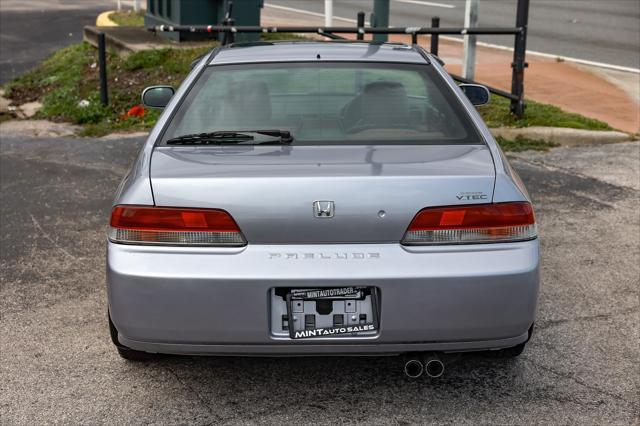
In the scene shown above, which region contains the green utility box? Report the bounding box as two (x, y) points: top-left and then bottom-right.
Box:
(146, 0), (263, 42)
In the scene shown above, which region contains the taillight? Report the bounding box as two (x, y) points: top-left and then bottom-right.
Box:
(402, 202), (536, 245)
(109, 206), (246, 246)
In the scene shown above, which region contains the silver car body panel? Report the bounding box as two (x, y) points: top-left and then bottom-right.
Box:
(107, 42), (538, 355)
(427, 56), (529, 202)
(108, 239), (538, 354)
(149, 144), (499, 243)
(210, 42), (428, 65)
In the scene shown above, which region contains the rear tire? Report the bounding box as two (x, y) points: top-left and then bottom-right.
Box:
(109, 312), (157, 362)
(493, 341), (526, 358)
(116, 346), (158, 361)
(486, 323), (533, 358)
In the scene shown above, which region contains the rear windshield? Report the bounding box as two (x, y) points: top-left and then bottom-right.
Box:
(161, 62), (482, 145)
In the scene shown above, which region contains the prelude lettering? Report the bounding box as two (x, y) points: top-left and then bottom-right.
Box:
(268, 253), (381, 260)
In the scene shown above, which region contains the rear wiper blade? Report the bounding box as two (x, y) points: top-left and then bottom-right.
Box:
(166, 131), (254, 145)
(166, 130), (293, 145)
(250, 130), (294, 143)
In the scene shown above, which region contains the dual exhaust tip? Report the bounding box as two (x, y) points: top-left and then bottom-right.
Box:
(404, 353), (444, 378)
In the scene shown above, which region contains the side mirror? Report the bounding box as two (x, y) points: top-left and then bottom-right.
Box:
(459, 84), (490, 106)
(141, 86), (174, 109)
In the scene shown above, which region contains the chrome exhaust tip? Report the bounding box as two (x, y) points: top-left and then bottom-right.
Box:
(404, 359), (424, 378)
(424, 354), (445, 378)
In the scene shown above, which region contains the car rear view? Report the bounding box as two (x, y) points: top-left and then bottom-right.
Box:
(107, 42), (539, 369)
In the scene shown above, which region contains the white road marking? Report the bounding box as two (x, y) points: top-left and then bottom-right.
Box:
(394, 0), (456, 9)
(264, 3), (359, 24)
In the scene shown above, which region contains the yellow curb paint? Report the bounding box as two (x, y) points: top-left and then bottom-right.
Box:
(96, 11), (118, 27)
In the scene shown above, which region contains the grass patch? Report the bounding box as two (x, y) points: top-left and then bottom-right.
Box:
(109, 10), (144, 26)
(479, 94), (612, 131)
(1, 35), (311, 136)
(260, 32), (314, 42)
(496, 135), (559, 152)
(4, 42), (213, 136)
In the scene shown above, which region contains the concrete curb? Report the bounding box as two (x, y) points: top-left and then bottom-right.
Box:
(83, 26), (162, 53)
(96, 11), (118, 27)
(490, 126), (632, 147)
(0, 120), (80, 138)
(83, 25), (210, 54)
(99, 131), (148, 140)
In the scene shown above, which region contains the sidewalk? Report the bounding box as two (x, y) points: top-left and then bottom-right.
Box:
(262, 7), (639, 134)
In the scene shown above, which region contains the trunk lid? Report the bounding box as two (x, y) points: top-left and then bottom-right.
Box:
(150, 145), (495, 243)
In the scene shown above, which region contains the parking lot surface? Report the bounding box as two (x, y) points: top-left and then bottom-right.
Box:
(1, 136), (638, 424)
(0, 0), (109, 84)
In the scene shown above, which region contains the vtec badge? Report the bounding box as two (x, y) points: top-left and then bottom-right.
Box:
(456, 192), (488, 201)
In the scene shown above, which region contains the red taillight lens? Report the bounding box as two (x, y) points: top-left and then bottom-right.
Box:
(109, 206), (246, 246)
(402, 202), (536, 245)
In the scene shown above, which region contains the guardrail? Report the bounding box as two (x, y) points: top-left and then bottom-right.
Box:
(148, 0), (530, 117)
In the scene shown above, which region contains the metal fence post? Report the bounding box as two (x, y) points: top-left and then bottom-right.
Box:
(430, 17), (440, 55)
(373, 0), (389, 42)
(98, 32), (108, 106)
(324, 0), (333, 27)
(226, 18), (236, 45)
(462, 0), (479, 80)
(221, 1), (234, 45)
(403, 14), (417, 46)
(224, 0), (234, 22)
(356, 11), (365, 40)
(510, 0), (529, 117)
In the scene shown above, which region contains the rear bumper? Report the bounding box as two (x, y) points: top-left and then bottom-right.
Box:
(107, 240), (539, 355)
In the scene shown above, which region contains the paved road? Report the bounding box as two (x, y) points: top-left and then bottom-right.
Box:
(0, 0), (112, 84)
(266, 0), (640, 69)
(1, 136), (638, 424)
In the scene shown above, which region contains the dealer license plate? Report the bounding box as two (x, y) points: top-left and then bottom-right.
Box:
(284, 287), (380, 339)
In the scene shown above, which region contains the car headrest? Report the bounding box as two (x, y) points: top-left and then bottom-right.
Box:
(341, 81), (410, 131)
(223, 81), (272, 125)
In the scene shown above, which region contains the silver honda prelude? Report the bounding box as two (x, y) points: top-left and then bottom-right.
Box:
(107, 41), (539, 369)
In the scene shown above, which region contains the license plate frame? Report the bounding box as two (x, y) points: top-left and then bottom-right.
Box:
(285, 287), (380, 339)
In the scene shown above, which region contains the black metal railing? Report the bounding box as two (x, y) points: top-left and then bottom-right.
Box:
(148, 0), (530, 116)
(149, 24), (522, 37)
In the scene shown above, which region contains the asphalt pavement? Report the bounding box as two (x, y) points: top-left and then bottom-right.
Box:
(266, 0), (640, 69)
(0, 135), (638, 424)
(0, 0), (111, 84)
